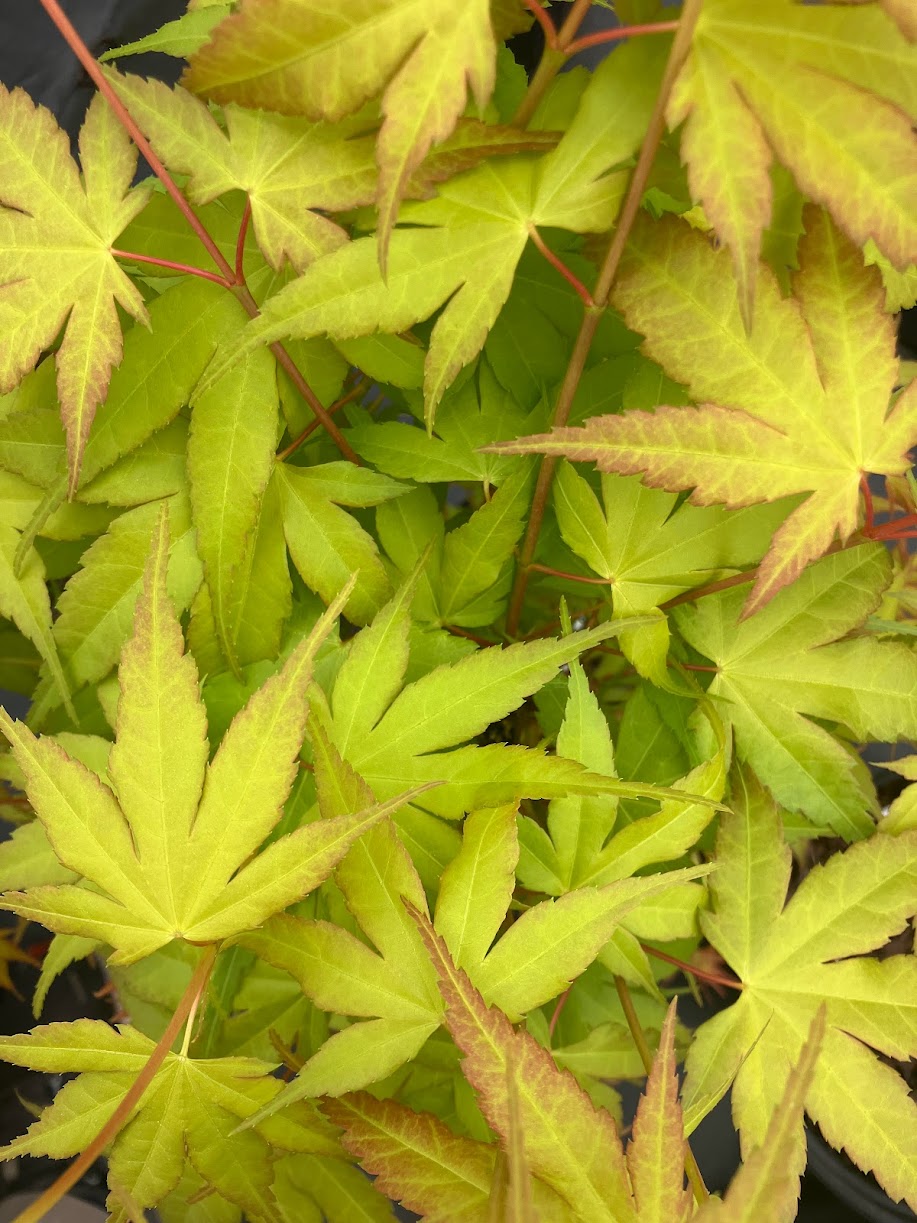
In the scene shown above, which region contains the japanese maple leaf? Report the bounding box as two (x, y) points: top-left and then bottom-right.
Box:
(673, 543), (917, 839)
(683, 770), (917, 1212)
(668, 0), (917, 319)
(184, 0), (497, 266)
(192, 38), (666, 427)
(326, 996), (822, 1223)
(493, 210), (917, 613)
(0, 507), (415, 964)
(0, 89), (151, 492)
(239, 721), (705, 1120)
(0, 1018), (342, 1221)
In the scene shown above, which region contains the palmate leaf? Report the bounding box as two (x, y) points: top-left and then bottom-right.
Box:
(184, 0), (499, 264)
(326, 573), (723, 818)
(243, 722), (708, 1121)
(0, 1018), (342, 1222)
(0, 510), (415, 963)
(683, 769), (917, 1210)
(278, 462), (409, 626)
(494, 210), (917, 611)
(413, 911), (635, 1223)
(674, 543), (917, 839)
(669, 0), (917, 320)
(552, 462), (793, 682)
(27, 492), (203, 726)
(193, 38), (666, 426)
(0, 89), (151, 491)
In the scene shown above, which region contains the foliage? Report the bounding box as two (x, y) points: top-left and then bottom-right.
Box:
(0, 1), (914, 1220)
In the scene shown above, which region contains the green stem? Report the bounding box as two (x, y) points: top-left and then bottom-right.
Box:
(14, 945), (218, 1223)
(614, 976), (710, 1207)
(512, 0), (594, 126)
(506, 0), (704, 636)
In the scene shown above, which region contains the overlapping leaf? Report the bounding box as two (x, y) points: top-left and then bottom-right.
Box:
(552, 461), (794, 681)
(193, 38), (666, 426)
(674, 544), (917, 839)
(242, 720), (707, 1119)
(669, 0), (917, 318)
(184, 0), (500, 262)
(0, 511), (413, 963)
(683, 769), (917, 1210)
(0, 1019), (342, 1222)
(494, 211), (917, 611)
(0, 90), (151, 489)
(325, 572), (722, 818)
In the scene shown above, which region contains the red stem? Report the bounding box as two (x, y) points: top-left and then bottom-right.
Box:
(37, 0), (359, 463)
(275, 375), (370, 462)
(235, 199), (252, 286)
(548, 986), (572, 1040)
(527, 561), (611, 586)
(566, 20), (680, 57)
(528, 225), (595, 307)
(38, 0), (235, 282)
(640, 944), (743, 992)
(111, 248), (230, 288)
(521, 0), (558, 49)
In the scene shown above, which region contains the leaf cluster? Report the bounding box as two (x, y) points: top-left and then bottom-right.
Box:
(0, 1), (915, 1220)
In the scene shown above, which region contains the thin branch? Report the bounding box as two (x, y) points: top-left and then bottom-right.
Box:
(235, 199), (252, 286)
(506, 0), (704, 636)
(512, 0), (595, 126)
(614, 976), (710, 1207)
(16, 945), (218, 1223)
(565, 20), (680, 58)
(275, 375), (370, 462)
(520, 0), (558, 49)
(528, 225), (595, 306)
(36, 0), (357, 461)
(112, 248), (231, 288)
(527, 561), (611, 586)
(640, 944), (743, 992)
(37, 0), (235, 282)
(660, 569), (757, 611)
(548, 986), (572, 1040)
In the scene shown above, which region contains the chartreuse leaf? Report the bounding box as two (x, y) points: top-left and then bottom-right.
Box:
(882, 756), (917, 834)
(100, 5), (232, 62)
(239, 718), (442, 1107)
(0, 527), (73, 720)
(696, 1010), (825, 1223)
(552, 462), (794, 682)
(675, 543), (917, 838)
(332, 579), (722, 818)
(0, 512), (412, 963)
(195, 41), (662, 425)
(412, 910), (637, 1223)
(0, 90), (151, 490)
(517, 657), (723, 903)
(184, 0), (498, 264)
(187, 338), (280, 674)
(684, 769), (917, 1210)
(494, 211), (917, 612)
(436, 800), (712, 1023)
(28, 493), (202, 724)
(273, 1152), (396, 1223)
(0, 1018), (342, 1221)
(669, 0), (917, 318)
(106, 71), (377, 272)
(277, 461), (408, 626)
(625, 1002), (692, 1223)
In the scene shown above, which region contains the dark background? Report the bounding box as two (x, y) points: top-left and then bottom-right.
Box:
(0, 2), (913, 1220)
